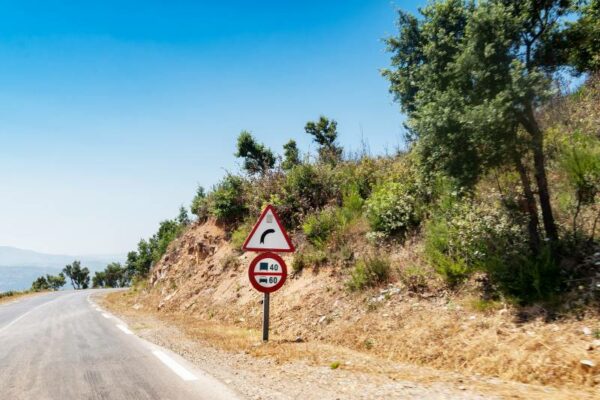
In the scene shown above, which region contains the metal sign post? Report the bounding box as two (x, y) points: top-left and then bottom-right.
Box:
(262, 292), (270, 342)
(243, 205), (294, 343)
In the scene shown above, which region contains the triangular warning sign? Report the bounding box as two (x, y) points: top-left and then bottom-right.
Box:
(242, 205), (295, 252)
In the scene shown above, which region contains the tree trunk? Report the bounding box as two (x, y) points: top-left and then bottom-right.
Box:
(520, 107), (559, 243)
(514, 155), (541, 253)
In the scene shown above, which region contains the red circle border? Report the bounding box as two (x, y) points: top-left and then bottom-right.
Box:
(248, 252), (288, 293)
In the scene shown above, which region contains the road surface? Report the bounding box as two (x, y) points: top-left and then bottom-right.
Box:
(0, 290), (240, 400)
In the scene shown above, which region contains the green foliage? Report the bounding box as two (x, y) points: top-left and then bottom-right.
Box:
(346, 255), (391, 291)
(230, 219), (253, 250)
(209, 174), (248, 224)
(563, 0), (600, 73)
(190, 186), (209, 221)
(152, 219), (184, 261)
(305, 116), (343, 165)
(302, 208), (339, 247)
(62, 261), (90, 290)
(365, 181), (421, 237)
(46, 273), (66, 290)
(291, 248), (328, 273)
(560, 132), (600, 205)
(283, 164), (331, 220)
(177, 206), (190, 226)
(330, 361), (341, 370)
(31, 276), (50, 291)
(235, 131), (275, 175)
(101, 262), (129, 288)
(282, 139), (301, 171)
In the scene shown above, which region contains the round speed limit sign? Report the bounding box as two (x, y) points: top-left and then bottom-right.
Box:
(248, 252), (287, 293)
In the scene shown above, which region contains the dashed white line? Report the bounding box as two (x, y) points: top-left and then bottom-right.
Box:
(152, 350), (198, 381)
(116, 324), (133, 335)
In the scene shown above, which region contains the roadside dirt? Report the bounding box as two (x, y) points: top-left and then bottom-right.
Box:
(100, 290), (599, 400)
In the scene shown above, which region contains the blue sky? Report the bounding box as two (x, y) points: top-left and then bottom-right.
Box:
(0, 1), (422, 256)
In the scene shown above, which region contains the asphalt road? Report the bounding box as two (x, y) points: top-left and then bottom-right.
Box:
(0, 290), (241, 400)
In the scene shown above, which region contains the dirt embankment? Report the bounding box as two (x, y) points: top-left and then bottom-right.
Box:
(118, 219), (600, 394)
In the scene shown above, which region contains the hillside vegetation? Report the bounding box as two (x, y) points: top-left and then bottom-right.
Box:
(105, 0), (600, 391)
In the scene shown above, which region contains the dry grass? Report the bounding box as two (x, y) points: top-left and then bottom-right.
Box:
(0, 290), (40, 305)
(101, 290), (600, 399)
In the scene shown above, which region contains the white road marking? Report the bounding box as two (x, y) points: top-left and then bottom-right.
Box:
(101, 313), (112, 319)
(116, 324), (133, 335)
(152, 350), (198, 381)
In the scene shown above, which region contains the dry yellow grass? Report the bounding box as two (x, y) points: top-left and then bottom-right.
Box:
(101, 290), (600, 399)
(0, 290), (41, 305)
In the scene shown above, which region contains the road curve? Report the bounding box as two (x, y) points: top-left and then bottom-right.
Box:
(0, 290), (240, 400)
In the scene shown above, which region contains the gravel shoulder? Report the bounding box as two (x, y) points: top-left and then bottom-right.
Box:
(97, 292), (598, 400)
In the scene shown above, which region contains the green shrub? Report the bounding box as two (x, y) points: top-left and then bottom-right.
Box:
(302, 208), (339, 247)
(230, 219), (254, 250)
(365, 181), (421, 237)
(284, 164), (330, 216)
(561, 132), (600, 205)
(209, 175), (248, 224)
(424, 196), (560, 301)
(292, 248), (328, 272)
(190, 186), (209, 221)
(346, 255), (390, 291)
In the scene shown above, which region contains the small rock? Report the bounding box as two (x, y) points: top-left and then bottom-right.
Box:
(318, 315), (327, 324)
(583, 327), (592, 336)
(581, 359), (596, 368)
(132, 303), (142, 310)
(458, 386), (467, 391)
(294, 336), (304, 343)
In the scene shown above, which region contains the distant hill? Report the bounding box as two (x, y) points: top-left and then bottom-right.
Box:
(0, 246), (124, 269)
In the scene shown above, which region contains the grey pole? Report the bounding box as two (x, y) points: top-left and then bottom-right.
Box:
(262, 292), (270, 342)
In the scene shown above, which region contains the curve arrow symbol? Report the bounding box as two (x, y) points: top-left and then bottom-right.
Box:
(260, 229), (275, 244)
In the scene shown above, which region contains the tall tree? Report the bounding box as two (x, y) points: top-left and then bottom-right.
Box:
(235, 131), (275, 175)
(282, 139), (301, 170)
(383, 0), (574, 248)
(304, 116), (343, 165)
(62, 260), (90, 290)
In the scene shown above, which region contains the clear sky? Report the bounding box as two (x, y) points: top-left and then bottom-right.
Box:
(0, 0), (422, 256)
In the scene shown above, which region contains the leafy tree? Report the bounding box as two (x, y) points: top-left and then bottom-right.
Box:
(304, 116), (342, 165)
(383, 0), (576, 249)
(235, 131), (275, 175)
(31, 276), (50, 291)
(92, 271), (106, 288)
(103, 262), (129, 287)
(282, 139), (301, 171)
(62, 260), (90, 290)
(32, 273), (66, 291)
(46, 273), (66, 290)
(563, 0), (600, 73)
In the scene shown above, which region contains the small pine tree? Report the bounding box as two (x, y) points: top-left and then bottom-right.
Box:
(304, 116), (342, 165)
(282, 139), (301, 170)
